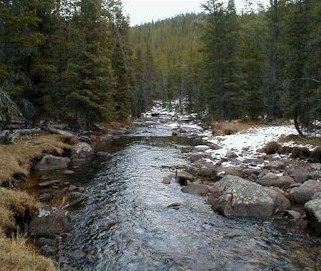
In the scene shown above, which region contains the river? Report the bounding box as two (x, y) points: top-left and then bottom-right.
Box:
(60, 119), (320, 271)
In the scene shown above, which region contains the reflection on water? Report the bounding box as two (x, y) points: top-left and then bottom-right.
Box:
(62, 128), (321, 271)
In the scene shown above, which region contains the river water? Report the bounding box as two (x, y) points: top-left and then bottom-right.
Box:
(62, 120), (321, 271)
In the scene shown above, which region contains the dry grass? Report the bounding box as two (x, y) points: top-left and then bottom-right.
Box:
(0, 135), (73, 184)
(0, 189), (56, 271)
(0, 188), (39, 232)
(279, 134), (321, 147)
(0, 233), (56, 271)
(211, 120), (259, 136)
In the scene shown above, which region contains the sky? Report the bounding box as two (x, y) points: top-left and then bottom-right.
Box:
(122, 0), (270, 26)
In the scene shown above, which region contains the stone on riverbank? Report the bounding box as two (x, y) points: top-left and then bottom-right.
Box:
(305, 198), (321, 235)
(208, 175), (290, 218)
(35, 155), (70, 171)
(29, 206), (69, 237)
(71, 142), (93, 159)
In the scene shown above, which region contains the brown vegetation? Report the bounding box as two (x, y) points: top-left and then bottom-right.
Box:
(211, 121), (259, 136)
(279, 134), (321, 147)
(0, 135), (73, 185)
(0, 232), (56, 271)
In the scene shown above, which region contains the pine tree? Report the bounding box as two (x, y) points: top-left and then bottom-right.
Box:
(64, 0), (115, 127)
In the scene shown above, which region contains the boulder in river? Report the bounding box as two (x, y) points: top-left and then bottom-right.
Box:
(290, 180), (321, 204)
(208, 175), (290, 218)
(35, 155), (70, 171)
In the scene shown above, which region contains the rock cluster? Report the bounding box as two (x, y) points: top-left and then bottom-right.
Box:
(165, 140), (321, 235)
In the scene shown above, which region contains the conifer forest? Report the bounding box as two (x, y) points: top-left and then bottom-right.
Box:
(0, 0), (320, 128)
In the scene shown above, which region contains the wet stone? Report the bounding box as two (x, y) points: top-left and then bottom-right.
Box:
(39, 180), (60, 188)
(39, 193), (54, 202)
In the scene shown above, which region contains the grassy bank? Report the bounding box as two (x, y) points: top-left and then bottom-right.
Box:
(0, 135), (72, 185)
(0, 134), (74, 271)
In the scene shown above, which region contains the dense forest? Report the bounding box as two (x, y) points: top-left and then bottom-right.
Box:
(0, 0), (321, 132)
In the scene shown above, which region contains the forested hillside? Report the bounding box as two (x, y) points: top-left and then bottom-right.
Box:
(0, 0), (134, 128)
(131, 0), (321, 134)
(1, 0), (320, 133)
(130, 13), (204, 111)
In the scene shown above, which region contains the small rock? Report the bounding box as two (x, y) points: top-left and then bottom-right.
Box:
(64, 170), (75, 175)
(225, 151), (238, 159)
(283, 210), (301, 220)
(38, 180), (60, 188)
(190, 152), (211, 163)
(39, 193), (54, 202)
(162, 175), (173, 184)
(176, 171), (194, 185)
(264, 161), (286, 170)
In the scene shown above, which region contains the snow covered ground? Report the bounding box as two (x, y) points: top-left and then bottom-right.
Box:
(201, 125), (318, 169)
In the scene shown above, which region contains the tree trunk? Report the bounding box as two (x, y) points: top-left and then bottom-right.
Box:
(294, 115), (304, 137)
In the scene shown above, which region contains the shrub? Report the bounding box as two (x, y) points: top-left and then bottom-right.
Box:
(260, 141), (282, 154)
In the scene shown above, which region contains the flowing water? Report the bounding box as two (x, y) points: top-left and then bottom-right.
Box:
(61, 120), (321, 271)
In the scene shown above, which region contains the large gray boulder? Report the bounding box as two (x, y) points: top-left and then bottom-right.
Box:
(71, 142), (93, 159)
(305, 198), (321, 235)
(208, 175), (290, 218)
(290, 180), (321, 204)
(35, 155), (70, 171)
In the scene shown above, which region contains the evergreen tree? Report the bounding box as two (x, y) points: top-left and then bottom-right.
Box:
(64, 0), (115, 126)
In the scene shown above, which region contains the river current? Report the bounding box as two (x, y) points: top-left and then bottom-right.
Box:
(62, 120), (321, 271)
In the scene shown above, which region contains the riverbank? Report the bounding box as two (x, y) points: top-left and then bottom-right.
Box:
(0, 134), (73, 271)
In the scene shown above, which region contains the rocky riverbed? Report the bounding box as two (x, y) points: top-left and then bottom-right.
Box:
(18, 104), (321, 270)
